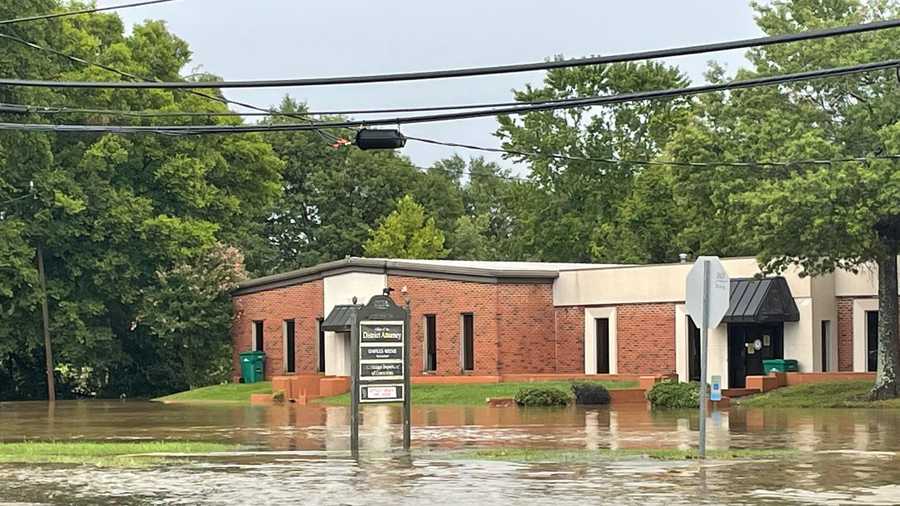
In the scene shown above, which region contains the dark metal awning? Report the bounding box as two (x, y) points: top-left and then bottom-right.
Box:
(723, 277), (800, 324)
(320, 304), (361, 332)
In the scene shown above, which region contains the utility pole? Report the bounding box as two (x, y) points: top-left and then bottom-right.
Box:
(36, 244), (55, 402)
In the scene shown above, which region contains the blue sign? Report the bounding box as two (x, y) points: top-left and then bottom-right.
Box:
(710, 375), (722, 402)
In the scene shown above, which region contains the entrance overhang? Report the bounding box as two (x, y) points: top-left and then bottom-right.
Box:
(321, 304), (361, 332)
(723, 277), (800, 324)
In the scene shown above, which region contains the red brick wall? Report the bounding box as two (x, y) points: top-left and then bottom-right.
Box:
(497, 283), (556, 374)
(231, 280), (324, 380)
(616, 303), (676, 375)
(836, 297), (854, 371)
(388, 276), (500, 375)
(554, 306), (585, 373)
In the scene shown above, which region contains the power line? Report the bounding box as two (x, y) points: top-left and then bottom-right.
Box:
(0, 31), (345, 142)
(0, 0), (181, 25)
(0, 58), (895, 134)
(1, 19), (899, 89)
(405, 136), (900, 168)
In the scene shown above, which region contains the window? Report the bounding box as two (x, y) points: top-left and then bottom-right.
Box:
(252, 321), (264, 352)
(595, 318), (610, 374)
(317, 318), (326, 373)
(821, 320), (830, 372)
(424, 315), (437, 372)
(284, 320), (296, 373)
(687, 316), (701, 381)
(462, 314), (474, 371)
(866, 311), (878, 372)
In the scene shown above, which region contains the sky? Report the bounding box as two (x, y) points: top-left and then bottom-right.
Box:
(99, 0), (763, 171)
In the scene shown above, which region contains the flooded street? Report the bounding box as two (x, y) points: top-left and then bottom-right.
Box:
(1, 401), (899, 504)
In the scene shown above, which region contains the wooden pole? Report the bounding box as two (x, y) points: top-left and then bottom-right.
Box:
(36, 244), (56, 402)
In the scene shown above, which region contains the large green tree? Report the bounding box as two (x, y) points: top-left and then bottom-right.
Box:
(0, 1), (282, 398)
(496, 61), (692, 262)
(668, 0), (900, 398)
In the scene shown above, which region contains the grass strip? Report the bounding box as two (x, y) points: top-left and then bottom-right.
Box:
(0, 441), (238, 467)
(737, 381), (900, 408)
(449, 447), (797, 462)
(154, 382), (272, 403)
(317, 380), (637, 406)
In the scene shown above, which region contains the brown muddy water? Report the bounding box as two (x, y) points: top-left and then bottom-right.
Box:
(1, 401), (899, 505)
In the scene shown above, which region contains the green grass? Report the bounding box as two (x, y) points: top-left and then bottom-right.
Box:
(154, 382), (272, 403)
(448, 447), (797, 462)
(737, 381), (900, 409)
(0, 441), (238, 467)
(317, 380), (637, 406)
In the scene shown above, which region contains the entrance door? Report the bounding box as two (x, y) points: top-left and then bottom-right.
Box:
(727, 323), (784, 388)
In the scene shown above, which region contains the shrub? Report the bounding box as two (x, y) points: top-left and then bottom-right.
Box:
(272, 390), (286, 402)
(514, 386), (572, 407)
(646, 381), (700, 409)
(571, 382), (611, 405)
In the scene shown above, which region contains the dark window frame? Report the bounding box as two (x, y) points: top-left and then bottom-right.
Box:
(317, 318), (326, 373)
(253, 320), (264, 352)
(866, 310), (878, 373)
(284, 319), (296, 373)
(424, 314), (437, 372)
(687, 316), (701, 382)
(821, 320), (830, 372)
(595, 318), (610, 374)
(461, 313), (475, 372)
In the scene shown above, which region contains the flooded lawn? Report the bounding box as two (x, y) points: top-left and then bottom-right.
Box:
(1, 400), (899, 504)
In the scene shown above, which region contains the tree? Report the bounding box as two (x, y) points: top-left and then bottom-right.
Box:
(262, 97), (420, 271)
(0, 2), (283, 399)
(363, 195), (448, 259)
(449, 214), (496, 260)
(667, 0), (900, 398)
(496, 60), (692, 261)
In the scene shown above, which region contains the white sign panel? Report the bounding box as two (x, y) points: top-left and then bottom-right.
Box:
(685, 256), (730, 328)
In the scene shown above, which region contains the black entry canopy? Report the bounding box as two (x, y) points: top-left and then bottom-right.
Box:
(723, 277), (800, 324)
(321, 304), (362, 332)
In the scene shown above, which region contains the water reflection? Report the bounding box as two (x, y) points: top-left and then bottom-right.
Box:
(1, 401), (899, 505)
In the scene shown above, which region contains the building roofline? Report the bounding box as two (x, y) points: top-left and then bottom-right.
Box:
(233, 257), (560, 295)
(556, 256), (760, 273)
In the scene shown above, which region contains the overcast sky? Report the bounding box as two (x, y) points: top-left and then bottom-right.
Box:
(100, 0), (762, 170)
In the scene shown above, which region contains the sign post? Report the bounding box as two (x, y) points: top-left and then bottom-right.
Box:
(350, 293), (411, 456)
(685, 256), (730, 459)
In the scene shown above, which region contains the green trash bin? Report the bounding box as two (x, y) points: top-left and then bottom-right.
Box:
(240, 351), (266, 383)
(763, 359), (799, 374)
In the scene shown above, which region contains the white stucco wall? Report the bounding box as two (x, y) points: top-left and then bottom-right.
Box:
(553, 257), (812, 307)
(834, 261), (900, 297)
(322, 272), (387, 376)
(584, 307), (617, 374)
(809, 274), (837, 372)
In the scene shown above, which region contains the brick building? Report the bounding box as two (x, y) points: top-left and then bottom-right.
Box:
(232, 257), (897, 389)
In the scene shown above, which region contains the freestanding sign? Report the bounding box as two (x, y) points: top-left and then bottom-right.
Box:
(350, 293), (411, 455)
(685, 256), (730, 459)
(710, 374), (722, 402)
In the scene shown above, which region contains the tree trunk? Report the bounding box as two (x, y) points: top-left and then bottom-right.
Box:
(869, 253), (900, 400)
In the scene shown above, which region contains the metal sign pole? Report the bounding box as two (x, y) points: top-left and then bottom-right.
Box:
(699, 260), (710, 459)
(350, 311), (360, 456)
(402, 301), (412, 450)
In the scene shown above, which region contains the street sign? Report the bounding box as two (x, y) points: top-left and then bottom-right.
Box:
(710, 375), (722, 402)
(684, 256), (730, 459)
(685, 256), (730, 328)
(350, 293), (411, 454)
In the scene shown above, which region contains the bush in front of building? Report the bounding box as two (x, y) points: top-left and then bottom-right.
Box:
(514, 386), (572, 407)
(646, 381), (700, 409)
(570, 382), (611, 405)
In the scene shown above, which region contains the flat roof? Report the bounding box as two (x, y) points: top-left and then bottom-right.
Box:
(233, 257), (613, 295)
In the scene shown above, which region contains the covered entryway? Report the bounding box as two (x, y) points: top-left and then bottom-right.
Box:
(724, 277), (799, 388)
(321, 304), (361, 376)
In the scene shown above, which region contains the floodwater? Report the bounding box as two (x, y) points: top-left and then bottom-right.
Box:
(1, 401), (899, 505)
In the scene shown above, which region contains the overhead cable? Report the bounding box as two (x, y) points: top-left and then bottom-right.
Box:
(0, 19), (899, 88)
(0, 0), (181, 25)
(0, 58), (896, 134)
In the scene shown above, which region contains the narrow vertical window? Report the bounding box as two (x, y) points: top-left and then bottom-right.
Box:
(284, 319), (296, 373)
(866, 311), (878, 372)
(821, 320), (830, 372)
(317, 318), (326, 373)
(425, 315), (437, 372)
(253, 321), (264, 352)
(596, 318), (610, 374)
(462, 314), (474, 371)
(687, 317), (701, 381)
